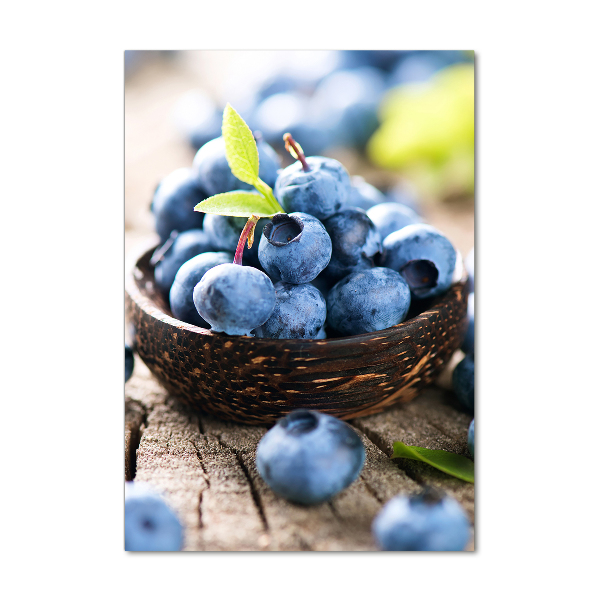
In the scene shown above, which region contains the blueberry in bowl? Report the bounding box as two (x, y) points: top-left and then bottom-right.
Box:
(125, 239), (469, 425)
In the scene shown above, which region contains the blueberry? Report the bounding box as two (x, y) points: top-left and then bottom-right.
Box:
(192, 136), (281, 197)
(125, 482), (183, 551)
(258, 212), (332, 284)
(384, 180), (423, 215)
(274, 156), (351, 221)
(461, 293), (474, 356)
(171, 90), (222, 151)
(465, 247), (474, 294)
(256, 409), (365, 505)
(323, 208), (381, 283)
(310, 67), (387, 148)
(203, 213), (266, 265)
(372, 488), (470, 551)
(346, 176), (387, 211)
(366, 202), (423, 241)
(154, 229), (215, 297)
(326, 268), (411, 336)
(467, 419), (475, 458)
(169, 251), (234, 327)
(193, 263), (275, 336)
(380, 224), (457, 299)
(151, 168), (206, 243)
(452, 354), (474, 413)
(252, 92), (329, 157)
(125, 344), (134, 382)
(254, 281), (326, 339)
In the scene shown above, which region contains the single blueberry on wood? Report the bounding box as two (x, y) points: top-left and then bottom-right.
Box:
(372, 488), (470, 551)
(256, 410), (365, 505)
(193, 263), (276, 336)
(151, 168), (207, 243)
(258, 212), (332, 284)
(326, 268), (411, 336)
(169, 251), (234, 327)
(253, 281), (326, 339)
(452, 354), (474, 413)
(153, 229), (215, 297)
(125, 483), (184, 551)
(380, 224), (457, 299)
(323, 208), (382, 283)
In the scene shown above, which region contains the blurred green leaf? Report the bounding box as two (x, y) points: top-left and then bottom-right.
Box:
(392, 441), (474, 483)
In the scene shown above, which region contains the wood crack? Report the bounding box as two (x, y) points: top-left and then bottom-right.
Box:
(216, 435), (269, 533)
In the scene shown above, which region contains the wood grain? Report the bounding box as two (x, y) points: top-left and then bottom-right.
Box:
(125, 359), (475, 551)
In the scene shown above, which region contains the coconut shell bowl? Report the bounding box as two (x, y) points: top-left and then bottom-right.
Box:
(125, 242), (469, 425)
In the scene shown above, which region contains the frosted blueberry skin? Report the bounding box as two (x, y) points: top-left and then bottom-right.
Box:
(452, 355), (474, 414)
(366, 202), (423, 241)
(203, 213), (266, 265)
(125, 483), (183, 551)
(346, 176), (387, 211)
(372, 489), (470, 551)
(193, 263), (275, 336)
(326, 268), (411, 336)
(125, 345), (134, 382)
(256, 410), (365, 505)
(192, 136), (281, 196)
(274, 156), (351, 221)
(461, 293), (475, 356)
(467, 419), (475, 458)
(151, 168), (206, 243)
(253, 282), (326, 339)
(380, 224), (457, 299)
(323, 208), (382, 283)
(169, 251), (234, 327)
(258, 213), (332, 284)
(154, 229), (215, 297)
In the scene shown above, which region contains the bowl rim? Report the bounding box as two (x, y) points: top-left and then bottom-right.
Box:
(126, 238), (467, 348)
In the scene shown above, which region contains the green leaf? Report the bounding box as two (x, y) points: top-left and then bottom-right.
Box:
(222, 103), (259, 186)
(392, 441), (474, 483)
(194, 191), (281, 218)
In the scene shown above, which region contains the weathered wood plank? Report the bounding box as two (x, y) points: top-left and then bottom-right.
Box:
(125, 359), (474, 551)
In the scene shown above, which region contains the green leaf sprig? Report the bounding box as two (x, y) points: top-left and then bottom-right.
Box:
(194, 104), (284, 219)
(392, 441), (474, 483)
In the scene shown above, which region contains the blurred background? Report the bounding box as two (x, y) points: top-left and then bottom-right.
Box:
(125, 50), (474, 258)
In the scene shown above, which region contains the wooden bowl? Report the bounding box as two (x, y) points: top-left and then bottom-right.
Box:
(125, 242), (469, 425)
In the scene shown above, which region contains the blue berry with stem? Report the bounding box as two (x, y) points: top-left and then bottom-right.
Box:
(193, 217), (276, 336)
(273, 134), (351, 221)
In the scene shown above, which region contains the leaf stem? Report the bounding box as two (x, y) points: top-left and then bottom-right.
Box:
(233, 215), (260, 266)
(284, 133), (310, 172)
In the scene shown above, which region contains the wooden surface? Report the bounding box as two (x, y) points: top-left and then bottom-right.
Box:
(125, 356), (474, 551)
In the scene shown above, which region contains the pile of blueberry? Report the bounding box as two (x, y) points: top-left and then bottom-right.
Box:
(150, 132), (459, 340)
